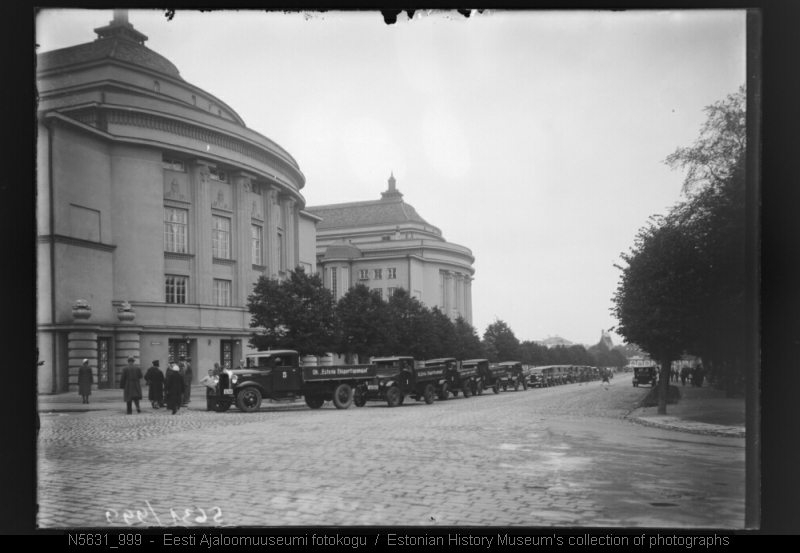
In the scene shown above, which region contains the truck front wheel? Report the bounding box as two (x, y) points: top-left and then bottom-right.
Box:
(423, 384), (435, 404)
(462, 381), (472, 398)
(305, 395), (324, 409)
(493, 381), (500, 394)
(386, 386), (402, 408)
(438, 382), (449, 401)
(332, 383), (354, 410)
(236, 388), (262, 413)
(476, 380), (483, 396)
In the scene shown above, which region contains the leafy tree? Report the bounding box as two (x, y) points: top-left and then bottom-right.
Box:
(664, 85), (747, 396)
(453, 316), (485, 360)
(336, 283), (392, 363)
(428, 307), (457, 360)
(612, 217), (702, 414)
(248, 267), (337, 357)
(519, 340), (550, 366)
(386, 288), (435, 359)
(483, 319), (520, 362)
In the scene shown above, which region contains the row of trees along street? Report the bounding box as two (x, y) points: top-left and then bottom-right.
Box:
(249, 273), (629, 368)
(612, 85), (748, 413)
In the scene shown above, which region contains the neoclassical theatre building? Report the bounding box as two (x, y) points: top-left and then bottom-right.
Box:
(307, 174), (475, 324)
(36, 12), (319, 392)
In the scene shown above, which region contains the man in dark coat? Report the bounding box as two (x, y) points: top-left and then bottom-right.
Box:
(78, 359), (94, 404)
(144, 360), (165, 409)
(165, 364), (185, 415)
(120, 356), (143, 414)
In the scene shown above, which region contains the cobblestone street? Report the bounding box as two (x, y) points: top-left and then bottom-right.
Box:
(37, 374), (745, 528)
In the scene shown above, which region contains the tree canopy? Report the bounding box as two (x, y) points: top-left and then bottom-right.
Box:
(482, 319), (520, 362)
(336, 283), (393, 363)
(248, 267), (337, 357)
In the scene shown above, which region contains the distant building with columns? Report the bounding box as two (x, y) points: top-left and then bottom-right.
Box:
(36, 12), (318, 392)
(307, 174), (475, 323)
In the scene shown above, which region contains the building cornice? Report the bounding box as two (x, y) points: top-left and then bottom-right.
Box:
(37, 234), (116, 253)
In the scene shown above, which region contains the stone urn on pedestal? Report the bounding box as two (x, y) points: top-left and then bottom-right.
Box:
(117, 301), (136, 323)
(71, 299), (92, 322)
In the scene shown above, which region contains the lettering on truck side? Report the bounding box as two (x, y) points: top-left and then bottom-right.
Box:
(416, 369), (445, 378)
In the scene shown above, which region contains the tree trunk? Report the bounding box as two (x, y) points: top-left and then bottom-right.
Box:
(658, 359), (672, 415)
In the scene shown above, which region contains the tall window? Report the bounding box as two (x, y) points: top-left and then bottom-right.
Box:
(373, 269), (382, 280)
(251, 224), (263, 265)
(388, 287), (397, 298)
(213, 279), (231, 306)
(212, 216), (230, 259)
(341, 268), (350, 293)
(439, 272), (445, 308)
(165, 275), (187, 304)
(387, 268), (397, 279)
(330, 267), (338, 300)
(164, 208), (188, 253)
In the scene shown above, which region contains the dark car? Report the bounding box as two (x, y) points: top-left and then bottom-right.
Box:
(632, 366), (656, 387)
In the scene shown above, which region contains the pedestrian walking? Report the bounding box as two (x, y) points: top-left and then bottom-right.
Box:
(78, 359), (93, 404)
(183, 359), (193, 406)
(601, 368), (610, 385)
(165, 364), (184, 415)
(680, 366), (689, 386)
(144, 360), (165, 409)
(119, 356), (143, 414)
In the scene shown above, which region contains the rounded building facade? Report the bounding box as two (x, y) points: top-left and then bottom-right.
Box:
(36, 12), (317, 392)
(308, 174), (475, 323)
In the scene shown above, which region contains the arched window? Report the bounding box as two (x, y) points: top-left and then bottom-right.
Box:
(153, 81), (160, 92)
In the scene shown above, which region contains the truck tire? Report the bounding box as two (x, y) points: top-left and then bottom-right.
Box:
(206, 397), (215, 411)
(462, 381), (472, 398)
(236, 388), (262, 413)
(332, 383), (354, 409)
(213, 400), (232, 413)
(386, 386), (402, 408)
(423, 384), (435, 404)
(438, 382), (449, 401)
(354, 390), (366, 407)
(493, 381), (500, 394)
(305, 395), (324, 409)
(398, 394), (405, 406)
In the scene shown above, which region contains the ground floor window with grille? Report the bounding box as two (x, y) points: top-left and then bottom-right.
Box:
(388, 287), (398, 298)
(213, 279), (231, 306)
(165, 275), (187, 304)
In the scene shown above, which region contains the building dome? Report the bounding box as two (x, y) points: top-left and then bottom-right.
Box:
(38, 11), (182, 80)
(323, 241), (362, 260)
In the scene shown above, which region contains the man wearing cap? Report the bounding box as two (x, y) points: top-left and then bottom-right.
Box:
(145, 360), (165, 409)
(165, 363), (185, 414)
(78, 359), (93, 404)
(119, 356), (143, 414)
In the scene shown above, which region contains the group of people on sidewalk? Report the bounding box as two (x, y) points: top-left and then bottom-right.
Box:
(76, 355), (198, 415)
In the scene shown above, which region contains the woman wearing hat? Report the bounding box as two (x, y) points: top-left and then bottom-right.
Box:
(78, 359), (93, 404)
(165, 364), (185, 415)
(144, 360), (165, 409)
(119, 356), (143, 414)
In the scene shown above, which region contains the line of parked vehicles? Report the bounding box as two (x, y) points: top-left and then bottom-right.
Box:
(205, 350), (611, 413)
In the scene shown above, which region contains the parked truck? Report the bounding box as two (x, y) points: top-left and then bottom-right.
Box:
(353, 356), (443, 407)
(424, 357), (480, 399)
(206, 350), (376, 412)
(497, 361), (527, 391)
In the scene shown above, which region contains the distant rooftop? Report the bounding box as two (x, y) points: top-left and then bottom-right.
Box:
(307, 174), (439, 233)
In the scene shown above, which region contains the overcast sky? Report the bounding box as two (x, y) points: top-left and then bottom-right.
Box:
(36, 9), (746, 347)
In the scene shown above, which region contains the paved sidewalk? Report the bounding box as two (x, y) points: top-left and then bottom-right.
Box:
(38, 385), (306, 413)
(626, 382), (745, 438)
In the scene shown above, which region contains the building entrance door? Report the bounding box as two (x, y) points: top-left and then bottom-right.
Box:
(168, 339), (189, 365)
(97, 338), (112, 389)
(220, 340), (233, 369)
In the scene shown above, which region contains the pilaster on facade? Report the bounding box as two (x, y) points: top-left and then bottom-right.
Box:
(267, 186), (281, 277)
(282, 196), (297, 271)
(189, 160), (213, 304)
(114, 327), (142, 385)
(232, 171), (255, 306)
